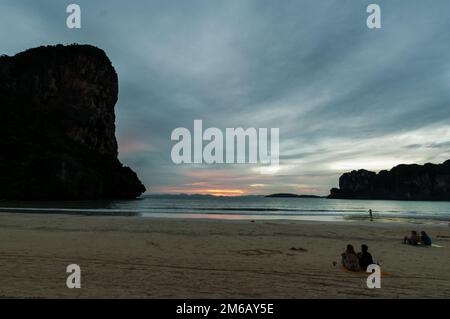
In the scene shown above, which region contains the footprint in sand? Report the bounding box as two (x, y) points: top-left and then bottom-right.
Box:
(289, 247), (308, 253)
(236, 249), (283, 256)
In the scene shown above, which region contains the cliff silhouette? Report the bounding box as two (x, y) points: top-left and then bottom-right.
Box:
(329, 160), (450, 201)
(0, 44), (146, 200)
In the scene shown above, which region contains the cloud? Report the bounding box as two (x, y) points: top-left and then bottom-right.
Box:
(2, 0), (450, 195)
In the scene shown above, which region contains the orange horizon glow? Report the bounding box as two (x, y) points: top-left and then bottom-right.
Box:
(204, 189), (245, 196)
(152, 187), (246, 197)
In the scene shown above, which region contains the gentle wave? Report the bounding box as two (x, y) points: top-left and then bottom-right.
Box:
(0, 205), (406, 213)
(1, 196), (450, 223)
(1, 206), (450, 221)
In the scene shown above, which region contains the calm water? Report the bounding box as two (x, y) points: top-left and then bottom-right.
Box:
(1, 195), (450, 224)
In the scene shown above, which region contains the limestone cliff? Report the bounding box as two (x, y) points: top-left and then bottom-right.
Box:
(329, 160), (450, 201)
(0, 44), (146, 200)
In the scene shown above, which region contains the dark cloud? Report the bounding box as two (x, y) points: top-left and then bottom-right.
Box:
(2, 0), (450, 195)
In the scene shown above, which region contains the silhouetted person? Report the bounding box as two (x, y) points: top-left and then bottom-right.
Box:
(369, 209), (373, 221)
(341, 244), (361, 272)
(420, 231), (432, 246)
(357, 244), (374, 271)
(404, 231), (420, 245)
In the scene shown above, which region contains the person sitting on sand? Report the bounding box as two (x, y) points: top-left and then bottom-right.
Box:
(404, 231), (420, 245)
(341, 244), (361, 272)
(357, 244), (374, 271)
(420, 231), (432, 246)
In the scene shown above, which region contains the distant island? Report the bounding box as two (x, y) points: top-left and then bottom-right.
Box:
(329, 159), (450, 201)
(265, 193), (323, 198)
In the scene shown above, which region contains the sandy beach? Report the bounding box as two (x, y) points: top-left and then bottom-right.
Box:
(0, 213), (449, 299)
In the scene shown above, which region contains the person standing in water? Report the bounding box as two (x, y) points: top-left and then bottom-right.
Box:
(369, 209), (373, 221)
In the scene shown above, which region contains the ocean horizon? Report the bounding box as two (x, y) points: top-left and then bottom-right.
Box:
(1, 194), (450, 224)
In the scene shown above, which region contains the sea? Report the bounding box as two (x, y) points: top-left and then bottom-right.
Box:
(1, 194), (450, 224)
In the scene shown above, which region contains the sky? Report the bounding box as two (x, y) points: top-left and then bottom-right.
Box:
(1, 0), (450, 196)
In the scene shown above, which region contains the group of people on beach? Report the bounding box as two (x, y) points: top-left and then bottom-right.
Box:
(341, 230), (434, 272)
(339, 209), (436, 273)
(341, 244), (374, 272)
(403, 230), (432, 246)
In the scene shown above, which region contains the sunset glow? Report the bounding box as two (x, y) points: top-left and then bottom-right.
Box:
(205, 189), (245, 196)
(152, 187), (246, 197)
